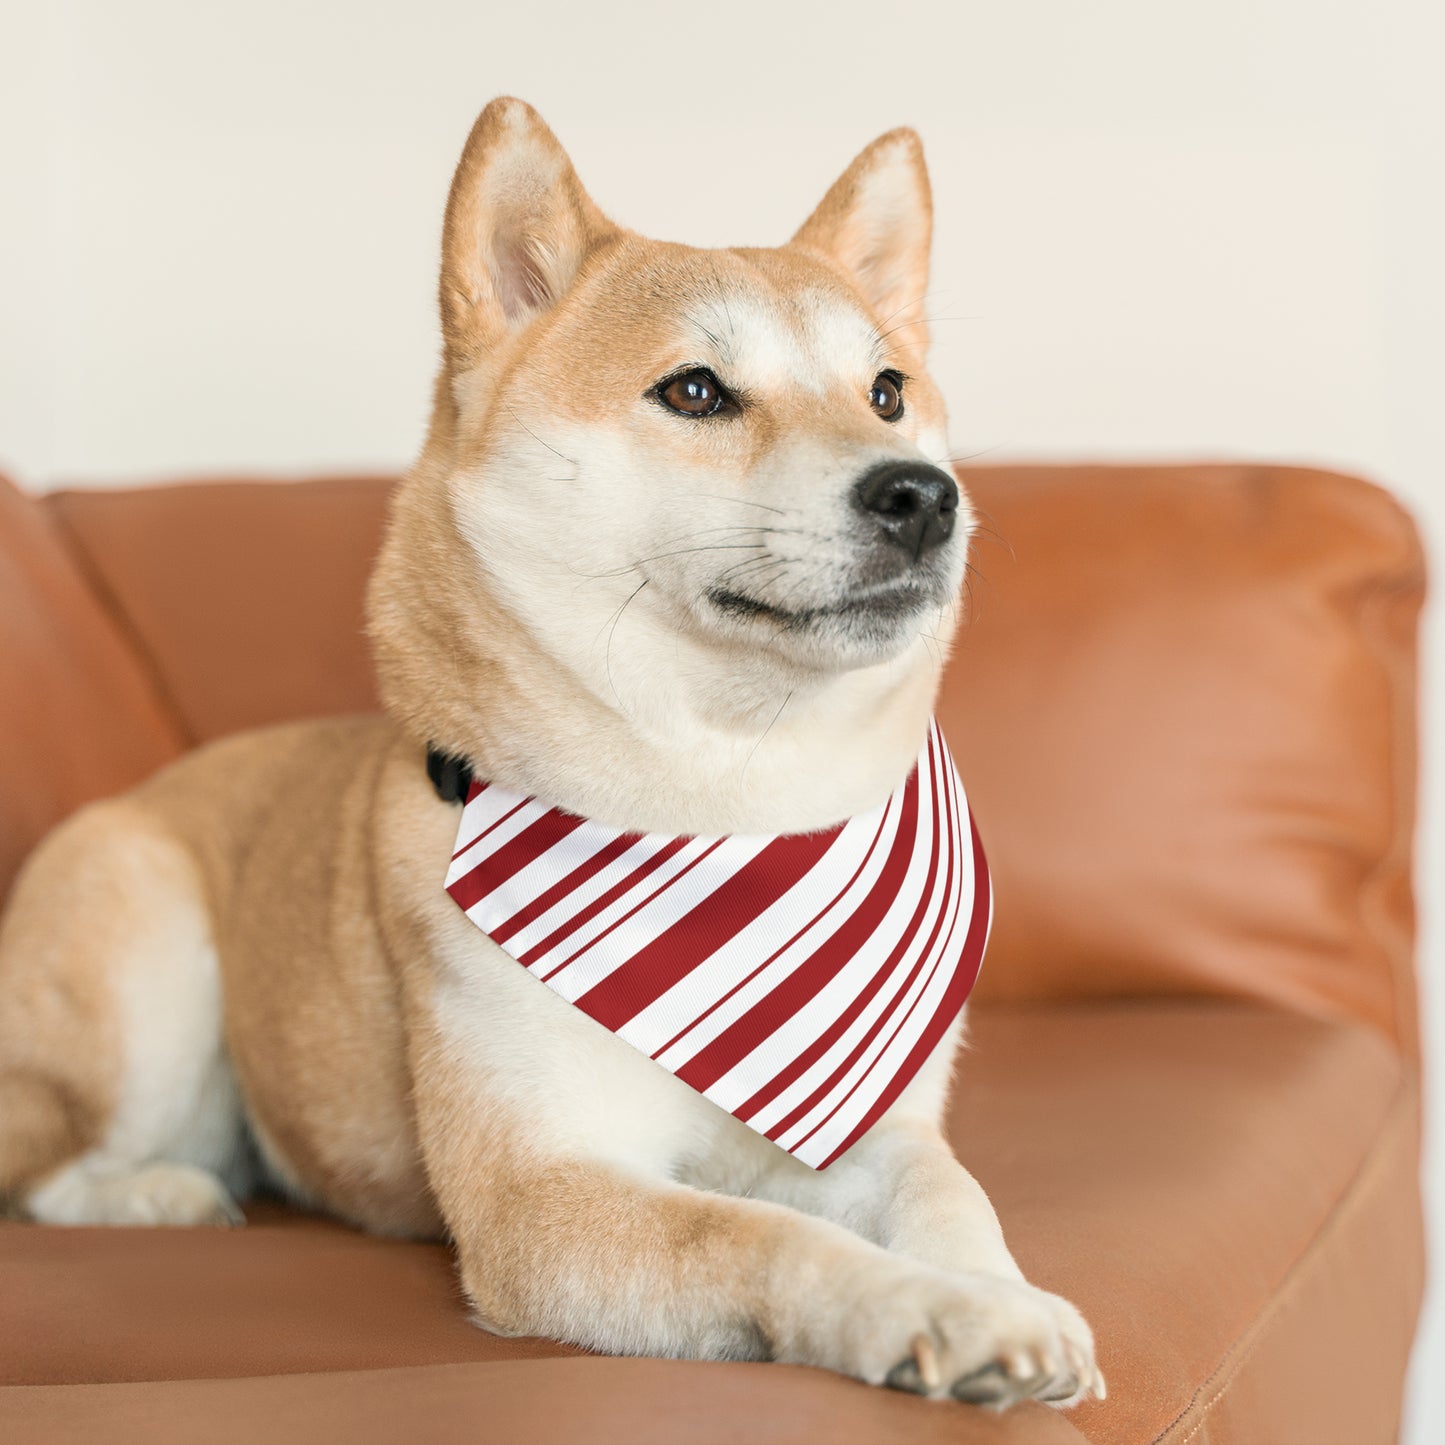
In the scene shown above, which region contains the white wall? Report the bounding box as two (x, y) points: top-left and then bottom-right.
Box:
(1, 0), (1440, 1433)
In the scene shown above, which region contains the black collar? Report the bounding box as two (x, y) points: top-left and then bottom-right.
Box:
(426, 745), (474, 804)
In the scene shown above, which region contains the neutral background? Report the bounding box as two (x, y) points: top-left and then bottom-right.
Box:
(1, 0), (1440, 1434)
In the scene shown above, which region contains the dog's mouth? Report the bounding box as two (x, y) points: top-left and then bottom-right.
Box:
(705, 578), (937, 630)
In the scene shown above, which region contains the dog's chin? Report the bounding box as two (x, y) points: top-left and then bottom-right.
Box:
(701, 578), (944, 670)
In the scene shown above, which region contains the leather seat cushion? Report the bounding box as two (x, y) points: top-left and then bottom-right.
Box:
(1, 1001), (1420, 1444)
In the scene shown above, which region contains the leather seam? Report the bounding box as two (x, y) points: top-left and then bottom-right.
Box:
(44, 498), (199, 749)
(1151, 1073), (1415, 1444)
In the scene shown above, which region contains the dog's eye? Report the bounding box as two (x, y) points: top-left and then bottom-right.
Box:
(869, 371), (905, 421)
(658, 369), (725, 417)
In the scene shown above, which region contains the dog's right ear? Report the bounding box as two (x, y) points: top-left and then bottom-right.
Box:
(439, 98), (616, 368)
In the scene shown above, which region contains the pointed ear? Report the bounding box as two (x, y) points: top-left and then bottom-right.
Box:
(791, 128), (933, 352)
(440, 97), (617, 367)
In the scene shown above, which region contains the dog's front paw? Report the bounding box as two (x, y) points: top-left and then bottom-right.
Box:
(817, 1264), (1104, 1408)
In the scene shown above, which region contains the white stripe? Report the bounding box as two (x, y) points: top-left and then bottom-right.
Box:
(467, 822), (633, 934)
(790, 868), (967, 1167)
(780, 751), (967, 1159)
(446, 784), (525, 870)
(521, 833), (724, 984)
(782, 751), (972, 1163)
(626, 791), (900, 1064)
(794, 886), (967, 1163)
(489, 830), (672, 958)
(737, 741), (959, 1129)
(532, 831), (776, 998)
(445, 798), (552, 892)
(710, 751), (947, 1121)
(713, 740), (948, 1124)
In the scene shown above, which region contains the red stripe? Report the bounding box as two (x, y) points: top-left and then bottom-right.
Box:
(752, 735), (955, 1137)
(518, 837), (690, 970)
(672, 766), (920, 1092)
(729, 735), (944, 1124)
(449, 790), (526, 863)
(815, 811), (990, 1167)
(446, 806), (589, 914)
(573, 824), (844, 1032)
(648, 788), (900, 1064)
(782, 748), (967, 1157)
(541, 836), (731, 982)
(488, 831), (642, 946)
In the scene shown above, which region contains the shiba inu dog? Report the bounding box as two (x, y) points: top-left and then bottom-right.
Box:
(0, 98), (1102, 1408)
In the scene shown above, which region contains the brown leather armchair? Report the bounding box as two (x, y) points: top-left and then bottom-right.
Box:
(0, 462), (1425, 1445)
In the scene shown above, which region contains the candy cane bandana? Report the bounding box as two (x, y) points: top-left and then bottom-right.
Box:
(444, 719), (990, 1168)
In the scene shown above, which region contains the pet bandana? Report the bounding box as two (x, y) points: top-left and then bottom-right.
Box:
(443, 719), (990, 1169)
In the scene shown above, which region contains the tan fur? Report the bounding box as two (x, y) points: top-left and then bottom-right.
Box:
(0, 98), (1101, 1405)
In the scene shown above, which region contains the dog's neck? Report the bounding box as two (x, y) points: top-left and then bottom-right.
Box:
(480, 623), (940, 835)
(444, 609), (937, 836)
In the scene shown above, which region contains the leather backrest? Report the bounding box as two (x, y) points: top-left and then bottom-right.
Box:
(942, 464), (1422, 1059)
(34, 465), (1424, 1055)
(48, 477), (390, 743)
(0, 474), (184, 900)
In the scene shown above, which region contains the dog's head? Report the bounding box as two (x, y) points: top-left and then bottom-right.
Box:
(371, 99), (971, 813)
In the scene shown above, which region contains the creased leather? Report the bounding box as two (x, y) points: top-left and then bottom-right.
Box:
(0, 474), (183, 903)
(944, 463), (1424, 1060)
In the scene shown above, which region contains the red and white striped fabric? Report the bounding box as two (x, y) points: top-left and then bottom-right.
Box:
(444, 718), (991, 1169)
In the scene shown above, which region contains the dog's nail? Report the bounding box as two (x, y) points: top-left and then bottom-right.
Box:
(910, 1332), (942, 1391)
(951, 1362), (1011, 1405)
(1039, 1372), (1080, 1403)
(885, 1359), (927, 1395)
(1093, 1367), (1108, 1401)
(211, 1198), (245, 1228)
(1062, 1338), (1088, 1383)
(1002, 1347), (1033, 1379)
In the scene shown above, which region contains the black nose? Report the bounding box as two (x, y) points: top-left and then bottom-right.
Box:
(853, 460), (960, 560)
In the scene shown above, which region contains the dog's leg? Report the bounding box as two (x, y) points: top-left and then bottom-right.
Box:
(748, 1040), (1104, 1405)
(785, 1124), (1102, 1405)
(433, 1141), (1097, 1402)
(0, 800), (248, 1225)
(414, 1038), (1097, 1404)
(763, 1117), (1026, 1276)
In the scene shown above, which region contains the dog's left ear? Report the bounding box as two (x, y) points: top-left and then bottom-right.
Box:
(791, 129), (933, 353)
